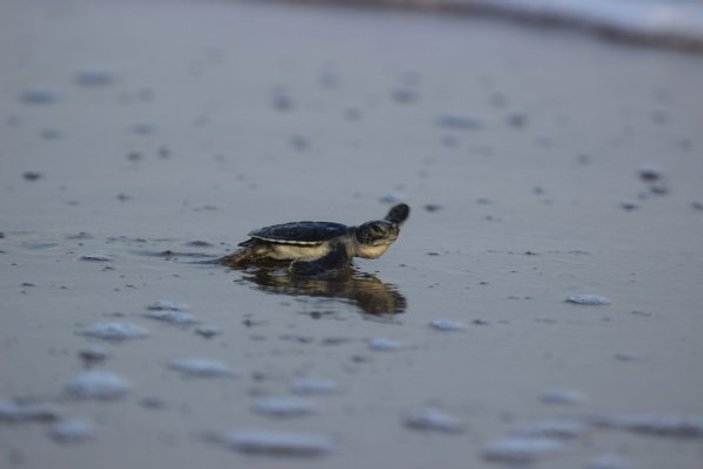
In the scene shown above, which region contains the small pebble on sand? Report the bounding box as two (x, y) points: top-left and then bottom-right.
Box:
(20, 89), (59, 105)
(78, 344), (110, 363)
(22, 171), (43, 181)
(272, 92), (294, 112)
(507, 112), (528, 128)
(41, 129), (62, 140)
(131, 122), (157, 135)
(289, 379), (339, 396)
(650, 182), (669, 195)
(614, 352), (641, 362)
(391, 87), (418, 104)
(196, 324), (221, 338)
(75, 69), (115, 87)
(289, 134), (309, 151)
(79, 253), (113, 262)
(185, 240), (214, 248)
(540, 388), (588, 405)
(437, 114), (483, 130)
(620, 201), (640, 211)
(638, 164), (664, 181)
(139, 396), (166, 409)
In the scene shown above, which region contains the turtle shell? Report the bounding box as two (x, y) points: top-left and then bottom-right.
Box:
(249, 222), (349, 245)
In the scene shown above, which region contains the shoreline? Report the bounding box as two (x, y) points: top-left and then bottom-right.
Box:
(273, 0), (703, 53)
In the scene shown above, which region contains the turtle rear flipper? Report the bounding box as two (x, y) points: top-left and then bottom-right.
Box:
(384, 203), (410, 225)
(289, 242), (350, 275)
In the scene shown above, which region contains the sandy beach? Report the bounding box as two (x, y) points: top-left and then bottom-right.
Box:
(1, 0), (703, 467)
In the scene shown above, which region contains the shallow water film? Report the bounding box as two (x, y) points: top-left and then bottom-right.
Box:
(2, 0), (703, 468)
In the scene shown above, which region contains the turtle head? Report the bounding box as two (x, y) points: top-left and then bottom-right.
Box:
(353, 220), (400, 259)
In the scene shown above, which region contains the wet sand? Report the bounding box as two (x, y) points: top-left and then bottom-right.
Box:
(2, 0), (703, 467)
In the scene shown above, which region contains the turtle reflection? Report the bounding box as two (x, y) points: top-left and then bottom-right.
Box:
(236, 266), (406, 316)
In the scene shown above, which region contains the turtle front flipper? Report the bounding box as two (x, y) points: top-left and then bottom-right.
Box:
(289, 241), (350, 276)
(219, 239), (265, 266)
(219, 247), (256, 267)
(384, 203), (410, 225)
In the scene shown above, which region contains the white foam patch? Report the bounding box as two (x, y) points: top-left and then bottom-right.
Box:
(404, 408), (466, 433)
(566, 294), (611, 305)
(168, 358), (236, 377)
(49, 419), (96, 443)
(289, 378), (339, 395)
(65, 371), (130, 400)
(252, 397), (315, 418)
(483, 436), (564, 463)
(213, 429), (334, 456)
(81, 322), (149, 341)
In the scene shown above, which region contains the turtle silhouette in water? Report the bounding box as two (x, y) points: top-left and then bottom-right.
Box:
(220, 204), (410, 275)
(237, 267), (407, 316)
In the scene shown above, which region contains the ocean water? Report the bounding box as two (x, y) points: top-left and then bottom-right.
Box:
(335, 0), (703, 49)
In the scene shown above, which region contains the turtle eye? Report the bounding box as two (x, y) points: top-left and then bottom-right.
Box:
(370, 223), (386, 236)
(357, 222), (392, 244)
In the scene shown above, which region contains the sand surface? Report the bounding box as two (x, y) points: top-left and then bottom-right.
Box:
(1, 0), (703, 467)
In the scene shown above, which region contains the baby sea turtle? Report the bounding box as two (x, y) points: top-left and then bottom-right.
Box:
(220, 204), (410, 275)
